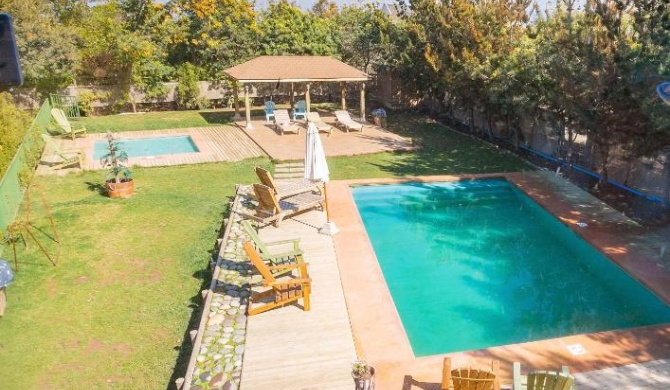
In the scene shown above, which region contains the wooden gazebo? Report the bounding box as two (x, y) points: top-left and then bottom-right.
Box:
(224, 56), (369, 129)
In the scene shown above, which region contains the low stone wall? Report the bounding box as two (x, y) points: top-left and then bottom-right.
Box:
(180, 186), (259, 390)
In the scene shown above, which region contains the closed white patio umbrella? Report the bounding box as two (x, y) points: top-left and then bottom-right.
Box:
(304, 123), (338, 235)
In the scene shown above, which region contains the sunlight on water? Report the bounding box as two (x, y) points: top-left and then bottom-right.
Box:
(352, 179), (670, 356)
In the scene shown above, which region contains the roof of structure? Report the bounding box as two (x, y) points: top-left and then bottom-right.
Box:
(224, 56), (368, 83)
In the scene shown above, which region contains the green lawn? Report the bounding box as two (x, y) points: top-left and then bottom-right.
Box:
(0, 110), (527, 389)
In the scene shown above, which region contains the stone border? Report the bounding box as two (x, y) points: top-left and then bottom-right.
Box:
(180, 186), (257, 390)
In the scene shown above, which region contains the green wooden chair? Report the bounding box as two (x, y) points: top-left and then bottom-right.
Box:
(243, 241), (311, 316)
(40, 134), (86, 170)
(513, 362), (574, 390)
(51, 108), (87, 140)
(240, 219), (304, 267)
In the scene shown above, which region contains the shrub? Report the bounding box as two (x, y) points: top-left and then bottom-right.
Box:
(176, 63), (208, 110)
(0, 93), (32, 177)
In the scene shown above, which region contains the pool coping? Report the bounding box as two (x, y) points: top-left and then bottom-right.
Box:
(83, 130), (214, 169)
(328, 171), (670, 387)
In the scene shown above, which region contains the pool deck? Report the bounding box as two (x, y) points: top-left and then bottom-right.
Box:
(243, 170), (670, 389)
(37, 126), (265, 175)
(234, 114), (413, 161)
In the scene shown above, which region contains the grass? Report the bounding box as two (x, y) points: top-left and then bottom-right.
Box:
(0, 109), (528, 388)
(0, 158), (269, 389)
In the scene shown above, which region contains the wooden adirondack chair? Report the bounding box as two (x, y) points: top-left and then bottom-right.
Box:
(442, 357), (500, 390)
(240, 219), (304, 268)
(40, 134), (86, 170)
(247, 183), (324, 227)
(51, 108), (87, 140)
(273, 109), (301, 135)
(255, 166), (321, 199)
(264, 101), (276, 122)
(293, 100), (307, 121)
(243, 241), (311, 316)
(513, 362), (574, 390)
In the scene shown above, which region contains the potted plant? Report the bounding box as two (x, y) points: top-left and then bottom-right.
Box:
(351, 359), (375, 390)
(100, 132), (134, 198)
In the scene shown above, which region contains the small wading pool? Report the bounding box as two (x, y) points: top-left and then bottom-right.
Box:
(93, 135), (199, 160)
(352, 179), (670, 356)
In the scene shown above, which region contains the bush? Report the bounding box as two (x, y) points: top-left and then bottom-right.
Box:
(0, 93), (32, 177)
(176, 63), (209, 110)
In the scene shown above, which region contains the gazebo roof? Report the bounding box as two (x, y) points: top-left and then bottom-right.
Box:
(224, 56), (368, 83)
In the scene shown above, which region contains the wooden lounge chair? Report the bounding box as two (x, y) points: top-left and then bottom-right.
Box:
(255, 166), (321, 199)
(334, 110), (364, 132)
(249, 183), (324, 226)
(40, 134), (86, 170)
(306, 112), (332, 136)
(274, 109), (301, 135)
(264, 101), (275, 122)
(240, 219), (304, 267)
(442, 357), (500, 390)
(51, 108), (87, 140)
(243, 241), (311, 316)
(513, 362), (574, 390)
(293, 100), (307, 120)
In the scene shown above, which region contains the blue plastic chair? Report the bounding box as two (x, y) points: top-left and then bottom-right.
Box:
(264, 101), (276, 122)
(293, 100), (307, 121)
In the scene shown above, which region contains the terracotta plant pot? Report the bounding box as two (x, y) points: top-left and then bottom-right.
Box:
(105, 179), (134, 198)
(352, 366), (375, 390)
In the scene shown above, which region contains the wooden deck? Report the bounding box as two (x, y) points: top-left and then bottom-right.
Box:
(240, 209), (357, 389)
(37, 125), (265, 174)
(236, 114), (413, 161)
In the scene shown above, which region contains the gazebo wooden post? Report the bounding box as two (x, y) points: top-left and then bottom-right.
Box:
(290, 83), (295, 111)
(340, 81), (346, 110)
(359, 82), (366, 121)
(233, 81), (240, 119)
(244, 83), (253, 130)
(305, 83), (311, 113)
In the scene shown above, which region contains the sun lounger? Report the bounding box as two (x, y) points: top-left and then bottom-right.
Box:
(274, 109), (301, 135)
(255, 166), (322, 199)
(306, 112), (332, 136)
(247, 183), (324, 227)
(334, 110), (364, 132)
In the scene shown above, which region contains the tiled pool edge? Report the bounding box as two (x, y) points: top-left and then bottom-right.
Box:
(328, 172), (670, 387)
(180, 186), (255, 390)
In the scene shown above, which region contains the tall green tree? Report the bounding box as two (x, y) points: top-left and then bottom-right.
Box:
(257, 1), (338, 56)
(0, 0), (78, 96)
(173, 0), (259, 78)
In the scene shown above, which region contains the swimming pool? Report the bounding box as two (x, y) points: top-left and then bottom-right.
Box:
(352, 179), (670, 356)
(93, 135), (199, 160)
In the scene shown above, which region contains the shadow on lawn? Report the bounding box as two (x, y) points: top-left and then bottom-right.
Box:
(372, 111), (526, 177)
(198, 111), (233, 125)
(166, 199), (234, 390)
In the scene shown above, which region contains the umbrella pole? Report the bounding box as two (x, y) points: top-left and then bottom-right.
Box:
(319, 183), (339, 235)
(323, 183), (331, 223)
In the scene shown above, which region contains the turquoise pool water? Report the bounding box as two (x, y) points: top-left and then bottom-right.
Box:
(93, 135), (199, 159)
(352, 179), (670, 356)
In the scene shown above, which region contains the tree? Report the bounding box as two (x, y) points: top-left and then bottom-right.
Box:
(173, 0), (260, 78)
(257, 1), (338, 56)
(0, 0), (78, 96)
